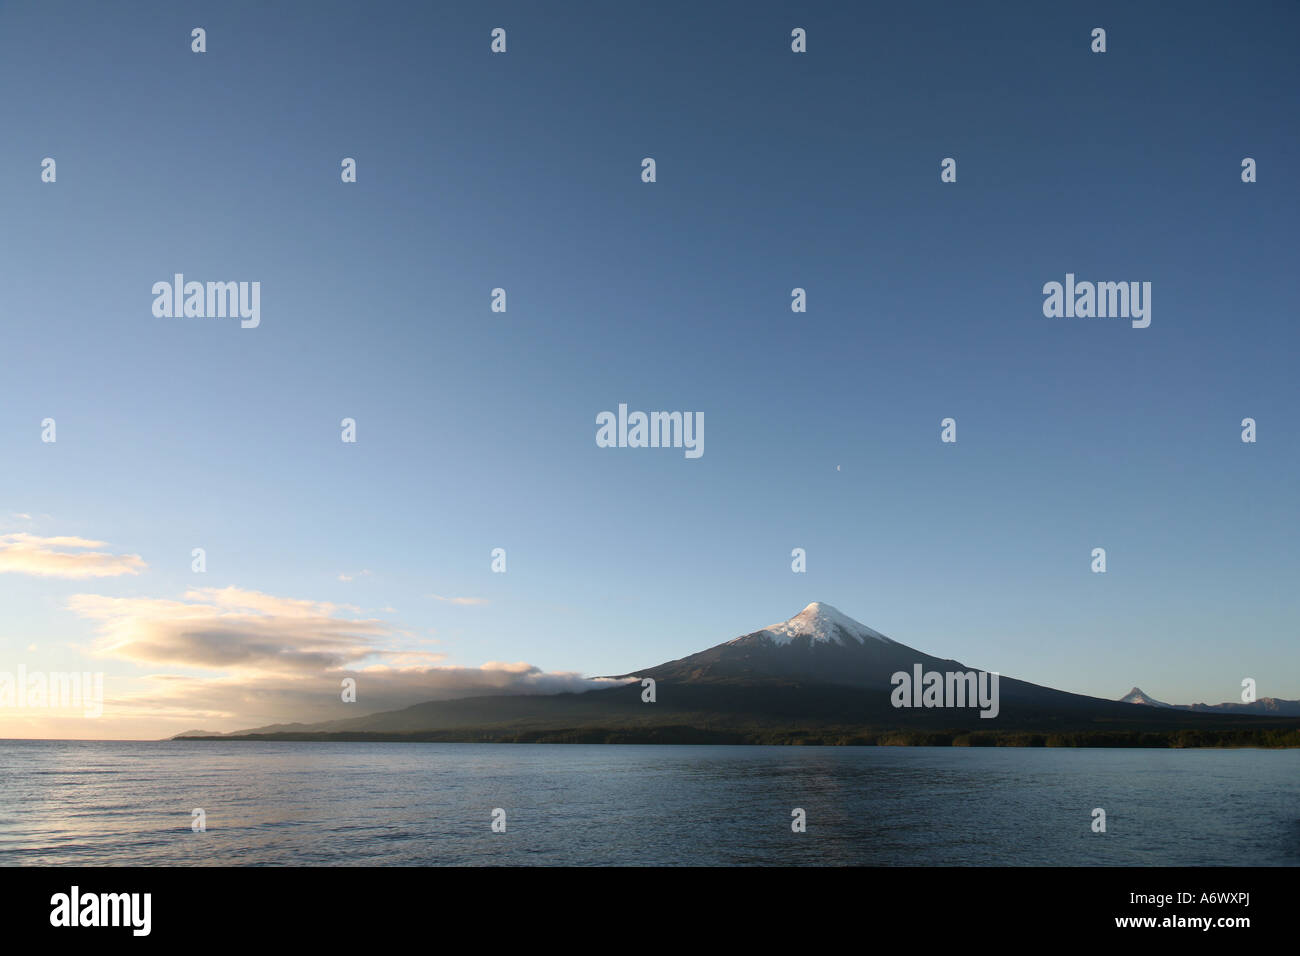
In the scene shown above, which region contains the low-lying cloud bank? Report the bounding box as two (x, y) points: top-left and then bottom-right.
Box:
(58, 586), (629, 734)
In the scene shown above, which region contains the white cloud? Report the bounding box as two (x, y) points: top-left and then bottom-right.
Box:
(0, 533), (146, 578)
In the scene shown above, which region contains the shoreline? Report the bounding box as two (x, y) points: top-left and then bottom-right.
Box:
(170, 727), (1300, 748)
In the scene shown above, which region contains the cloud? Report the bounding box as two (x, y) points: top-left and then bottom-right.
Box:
(0, 533), (146, 578)
(429, 595), (488, 606)
(63, 586), (627, 733)
(338, 569), (372, 582)
(68, 587), (384, 676)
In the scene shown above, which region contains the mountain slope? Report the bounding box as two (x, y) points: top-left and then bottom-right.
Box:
(622, 602), (1143, 718)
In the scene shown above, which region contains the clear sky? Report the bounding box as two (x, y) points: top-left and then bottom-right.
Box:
(1, 1), (1297, 738)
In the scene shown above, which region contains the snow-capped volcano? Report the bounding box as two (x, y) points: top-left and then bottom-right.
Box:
(212, 601), (1264, 740)
(736, 601), (896, 647)
(1120, 687), (1171, 708)
(634, 601), (940, 687)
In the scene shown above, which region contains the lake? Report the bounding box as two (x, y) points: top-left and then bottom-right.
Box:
(1, 741), (1296, 865)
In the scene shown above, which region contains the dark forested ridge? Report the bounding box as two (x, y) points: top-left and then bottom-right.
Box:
(179, 678), (1300, 747)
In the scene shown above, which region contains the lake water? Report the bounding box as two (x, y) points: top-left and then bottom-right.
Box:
(0, 741), (1296, 866)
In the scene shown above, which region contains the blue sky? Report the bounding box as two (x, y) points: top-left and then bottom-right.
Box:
(1, 1), (1297, 737)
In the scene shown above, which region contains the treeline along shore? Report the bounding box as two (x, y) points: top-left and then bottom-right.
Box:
(177, 724), (1300, 747)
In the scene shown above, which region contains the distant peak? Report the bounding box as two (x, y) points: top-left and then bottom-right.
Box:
(1120, 686), (1170, 707)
